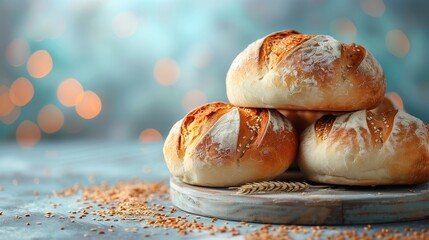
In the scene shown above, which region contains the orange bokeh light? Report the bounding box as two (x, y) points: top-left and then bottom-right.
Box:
(9, 77), (34, 106)
(139, 128), (163, 143)
(386, 30), (410, 58)
(75, 91), (102, 119)
(361, 0), (385, 17)
(37, 104), (64, 134)
(182, 90), (208, 112)
(332, 18), (357, 39)
(154, 58), (180, 86)
(0, 86), (15, 116)
(16, 120), (41, 148)
(0, 107), (21, 125)
(5, 38), (30, 67)
(27, 50), (53, 78)
(57, 78), (84, 107)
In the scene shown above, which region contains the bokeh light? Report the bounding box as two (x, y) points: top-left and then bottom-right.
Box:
(386, 30), (410, 58)
(37, 104), (64, 134)
(16, 120), (41, 148)
(0, 107), (21, 125)
(57, 78), (84, 107)
(0, 86), (15, 117)
(360, 0), (385, 17)
(9, 77), (34, 106)
(75, 91), (102, 119)
(112, 12), (138, 38)
(139, 128), (163, 143)
(181, 90), (208, 113)
(331, 18), (357, 39)
(27, 50), (53, 78)
(0, 0), (428, 142)
(154, 58), (180, 86)
(5, 38), (30, 67)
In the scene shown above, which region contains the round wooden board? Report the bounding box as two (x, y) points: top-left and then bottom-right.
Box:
(170, 172), (429, 225)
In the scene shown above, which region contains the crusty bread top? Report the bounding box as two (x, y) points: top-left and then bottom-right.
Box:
(177, 102), (294, 164)
(258, 30), (313, 80)
(300, 109), (429, 185)
(314, 110), (398, 146)
(226, 29), (386, 111)
(314, 110), (429, 173)
(178, 102), (234, 160)
(260, 31), (367, 90)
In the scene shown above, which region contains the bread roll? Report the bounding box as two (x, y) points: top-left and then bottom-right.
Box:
(226, 30), (386, 111)
(299, 110), (429, 185)
(163, 102), (298, 187)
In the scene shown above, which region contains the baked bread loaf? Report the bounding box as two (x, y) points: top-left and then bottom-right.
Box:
(299, 109), (429, 185)
(163, 102), (298, 187)
(226, 30), (386, 111)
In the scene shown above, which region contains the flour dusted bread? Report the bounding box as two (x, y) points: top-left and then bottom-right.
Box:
(299, 110), (429, 185)
(226, 30), (386, 111)
(163, 102), (298, 187)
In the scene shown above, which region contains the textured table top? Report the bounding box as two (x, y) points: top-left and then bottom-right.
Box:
(1, 141), (429, 240)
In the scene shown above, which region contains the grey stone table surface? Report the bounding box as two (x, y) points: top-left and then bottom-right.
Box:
(0, 141), (428, 240)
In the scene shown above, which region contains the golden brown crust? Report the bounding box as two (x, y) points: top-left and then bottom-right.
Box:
(178, 102), (232, 160)
(340, 43), (367, 80)
(237, 108), (269, 157)
(388, 114), (429, 184)
(314, 114), (337, 142)
(163, 102), (298, 187)
(226, 29), (386, 111)
(365, 110), (397, 146)
(258, 30), (314, 79)
(299, 110), (429, 186)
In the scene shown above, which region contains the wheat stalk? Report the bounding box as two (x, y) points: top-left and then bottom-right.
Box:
(230, 181), (312, 195)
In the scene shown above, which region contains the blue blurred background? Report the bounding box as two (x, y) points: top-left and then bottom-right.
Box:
(0, 0), (428, 147)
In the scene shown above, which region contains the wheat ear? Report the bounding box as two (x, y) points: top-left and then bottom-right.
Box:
(229, 181), (311, 195)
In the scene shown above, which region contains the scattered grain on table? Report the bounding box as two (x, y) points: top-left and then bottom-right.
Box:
(48, 179), (429, 239)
